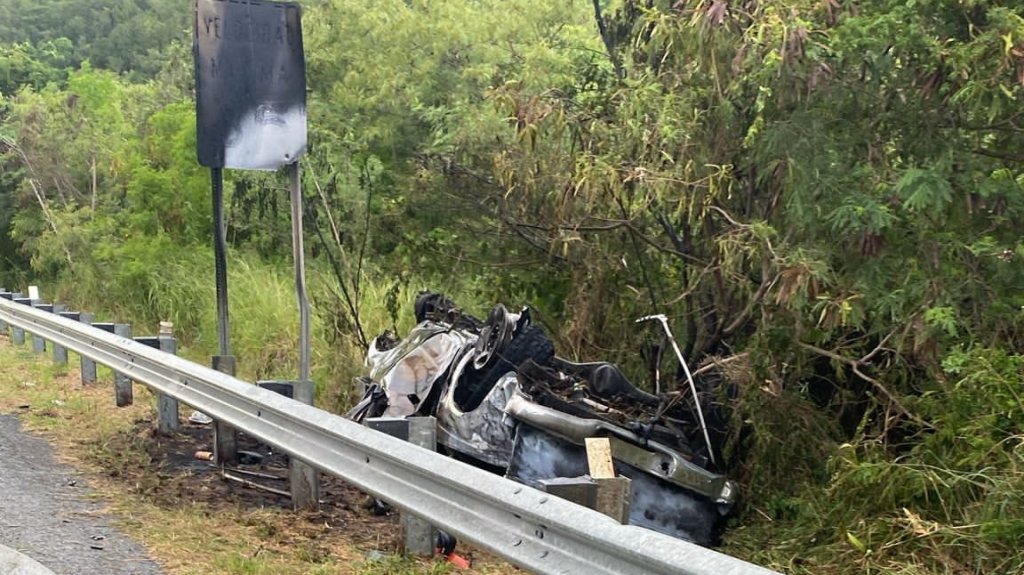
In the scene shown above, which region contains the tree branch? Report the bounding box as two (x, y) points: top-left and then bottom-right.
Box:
(797, 341), (934, 430)
(972, 148), (1024, 163)
(592, 0), (624, 80)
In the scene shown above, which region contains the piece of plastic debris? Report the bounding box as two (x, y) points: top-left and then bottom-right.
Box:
(189, 411), (213, 424)
(194, 450), (214, 461)
(365, 550), (387, 562)
(444, 552), (471, 569)
(436, 531), (456, 555)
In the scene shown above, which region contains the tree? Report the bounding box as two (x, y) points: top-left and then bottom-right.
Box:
(481, 1), (1024, 570)
(0, 0), (188, 78)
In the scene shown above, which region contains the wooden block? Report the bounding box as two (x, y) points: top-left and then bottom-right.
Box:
(585, 437), (616, 479)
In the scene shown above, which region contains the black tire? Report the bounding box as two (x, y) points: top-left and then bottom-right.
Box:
(473, 304), (513, 370)
(455, 325), (555, 411)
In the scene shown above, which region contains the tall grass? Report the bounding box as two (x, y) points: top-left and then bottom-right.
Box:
(50, 246), (425, 411)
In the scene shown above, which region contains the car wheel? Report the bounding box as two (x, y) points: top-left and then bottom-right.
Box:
(455, 325), (554, 411)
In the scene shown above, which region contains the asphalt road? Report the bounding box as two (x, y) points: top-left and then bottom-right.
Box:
(0, 415), (163, 575)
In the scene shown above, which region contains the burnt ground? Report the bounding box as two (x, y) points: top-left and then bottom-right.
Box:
(114, 420), (401, 544)
(100, 417), (500, 565)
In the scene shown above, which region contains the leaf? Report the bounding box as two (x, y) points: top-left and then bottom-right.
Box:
(894, 168), (953, 216)
(846, 531), (867, 553)
(924, 306), (959, 338)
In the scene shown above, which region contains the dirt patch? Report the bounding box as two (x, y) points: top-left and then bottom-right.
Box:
(103, 420), (408, 552)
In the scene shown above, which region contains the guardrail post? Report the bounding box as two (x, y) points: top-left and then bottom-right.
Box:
(586, 437), (632, 524)
(158, 331), (180, 434)
(255, 380), (321, 510)
(0, 289), (8, 331)
(113, 323), (132, 406)
(92, 322), (133, 404)
(211, 355), (238, 464)
(11, 297), (30, 345)
(366, 416), (438, 556)
(135, 333), (181, 434)
(594, 477), (632, 524)
(404, 417), (439, 556)
(30, 303), (53, 353)
(78, 313), (96, 383)
(53, 311), (79, 365)
(290, 380), (319, 510)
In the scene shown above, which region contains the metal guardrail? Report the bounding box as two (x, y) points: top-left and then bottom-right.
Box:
(0, 296), (781, 575)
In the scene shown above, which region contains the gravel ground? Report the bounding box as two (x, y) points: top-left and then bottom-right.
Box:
(0, 415), (163, 575)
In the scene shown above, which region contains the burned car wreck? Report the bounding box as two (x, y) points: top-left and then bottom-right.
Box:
(348, 292), (736, 546)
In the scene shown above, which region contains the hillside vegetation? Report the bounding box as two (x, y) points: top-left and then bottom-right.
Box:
(1, 1), (1023, 573)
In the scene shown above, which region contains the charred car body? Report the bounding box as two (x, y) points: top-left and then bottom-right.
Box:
(348, 292), (736, 546)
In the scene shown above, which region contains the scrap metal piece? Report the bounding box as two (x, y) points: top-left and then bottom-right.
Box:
(636, 314), (716, 465)
(504, 392), (734, 506)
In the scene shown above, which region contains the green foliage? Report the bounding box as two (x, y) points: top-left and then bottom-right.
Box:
(0, 39), (71, 95)
(1, 1), (1024, 572)
(354, 553), (453, 575)
(728, 347), (1024, 574)
(301, 0), (599, 293)
(0, 0), (188, 78)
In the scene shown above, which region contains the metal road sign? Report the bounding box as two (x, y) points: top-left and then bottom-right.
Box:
(194, 0), (307, 170)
